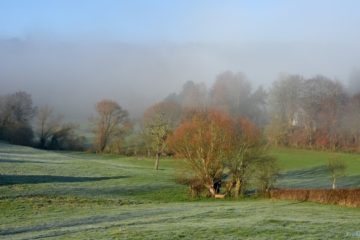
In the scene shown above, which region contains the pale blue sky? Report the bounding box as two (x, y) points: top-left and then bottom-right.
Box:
(1, 0), (359, 43)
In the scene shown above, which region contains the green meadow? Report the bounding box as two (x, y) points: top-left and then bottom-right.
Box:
(272, 148), (360, 189)
(1, 143), (360, 239)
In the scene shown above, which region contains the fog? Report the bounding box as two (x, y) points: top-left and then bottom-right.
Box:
(1, 38), (359, 121)
(1, 1), (360, 121)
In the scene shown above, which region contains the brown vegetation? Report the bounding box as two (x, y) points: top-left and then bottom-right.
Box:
(270, 188), (360, 207)
(267, 75), (360, 152)
(90, 99), (129, 153)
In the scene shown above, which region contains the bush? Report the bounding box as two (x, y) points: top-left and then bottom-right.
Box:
(2, 124), (34, 146)
(270, 188), (360, 207)
(175, 175), (206, 198)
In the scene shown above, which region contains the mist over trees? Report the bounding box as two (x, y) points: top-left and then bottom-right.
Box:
(35, 105), (85, 150)
(161, 71), (267, 126)
(0, 91), (84, 150)
(1, 70), (360, 155)
(348, 69), (360, 94)
(267, 74), (360, 151)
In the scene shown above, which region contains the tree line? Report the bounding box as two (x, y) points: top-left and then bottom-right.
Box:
(0, 91), (84, 150)
(3, 70), (358, 154)
(102, 71), (360, 159)
(267, 75), (360, 151)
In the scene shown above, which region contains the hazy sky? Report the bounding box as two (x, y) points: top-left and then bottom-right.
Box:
(1, 0), (360, 43)
(1, 0), (360, 120)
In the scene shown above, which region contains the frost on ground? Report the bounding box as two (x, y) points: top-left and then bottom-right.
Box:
(0, 143), (360, 240)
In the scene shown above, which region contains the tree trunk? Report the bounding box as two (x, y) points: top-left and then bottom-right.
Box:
(39, 137), (46, 149)
(224, 180), (235, 196)
(99, 137), (106, 152)
(209, 187), (216, 197)
(234, 178), (241, 198)
(100, 144), (106, 153)
(332, 177), (336, 190)
(154, 152), (160, 170)
(206, 184), (216, 197)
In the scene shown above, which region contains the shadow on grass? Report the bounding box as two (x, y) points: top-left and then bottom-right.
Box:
(279, 165), (329, 178)
(0, 175), (129, 186)
(32, 183), (181, 198)
(0, 159), (48, 164)
(277, 165), (360, 189)
(0, 206), (179, 237)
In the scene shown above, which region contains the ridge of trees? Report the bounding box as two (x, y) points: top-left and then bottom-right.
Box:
(1, 70), (360, 155)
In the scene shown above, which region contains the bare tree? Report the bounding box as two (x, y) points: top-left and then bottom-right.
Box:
(268, 74), (304, 129)
(146, 113), (169, 170)
(0, 91), (36, 129)
(328, 157), (347, 189)
(0, 91), (36, 145)
(143, 100), (181, 170)
(48, 123), (84, 150)
(36, 105), (62, 148)
(301, 77), (347, 149)
(91, 99), (128, 153)
(35, 105), (84, 150)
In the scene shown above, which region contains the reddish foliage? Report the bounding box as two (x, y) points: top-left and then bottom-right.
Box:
(168, 109), (235, 159)
(168, 109), (267, 197)
(236, 117), (261, 145)
(287, 128), (308, 147)
(168, 109), (235, 196)
(270, 188), (360, 207)
(314, 130), (330, 149)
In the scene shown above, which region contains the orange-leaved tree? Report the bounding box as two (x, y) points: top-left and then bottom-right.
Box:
(168, 110), (234, 197)
(169, 110), (278, 198)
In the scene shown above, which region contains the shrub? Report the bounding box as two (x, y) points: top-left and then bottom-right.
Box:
(270, 188), (360, 207)
(2, 124), (34, 146)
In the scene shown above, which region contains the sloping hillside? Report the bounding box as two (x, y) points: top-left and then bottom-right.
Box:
(1, 143), (360, 239)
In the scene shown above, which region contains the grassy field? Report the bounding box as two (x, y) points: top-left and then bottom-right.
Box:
(272, 148), (360, 189)
(1, 143), (360, 239)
